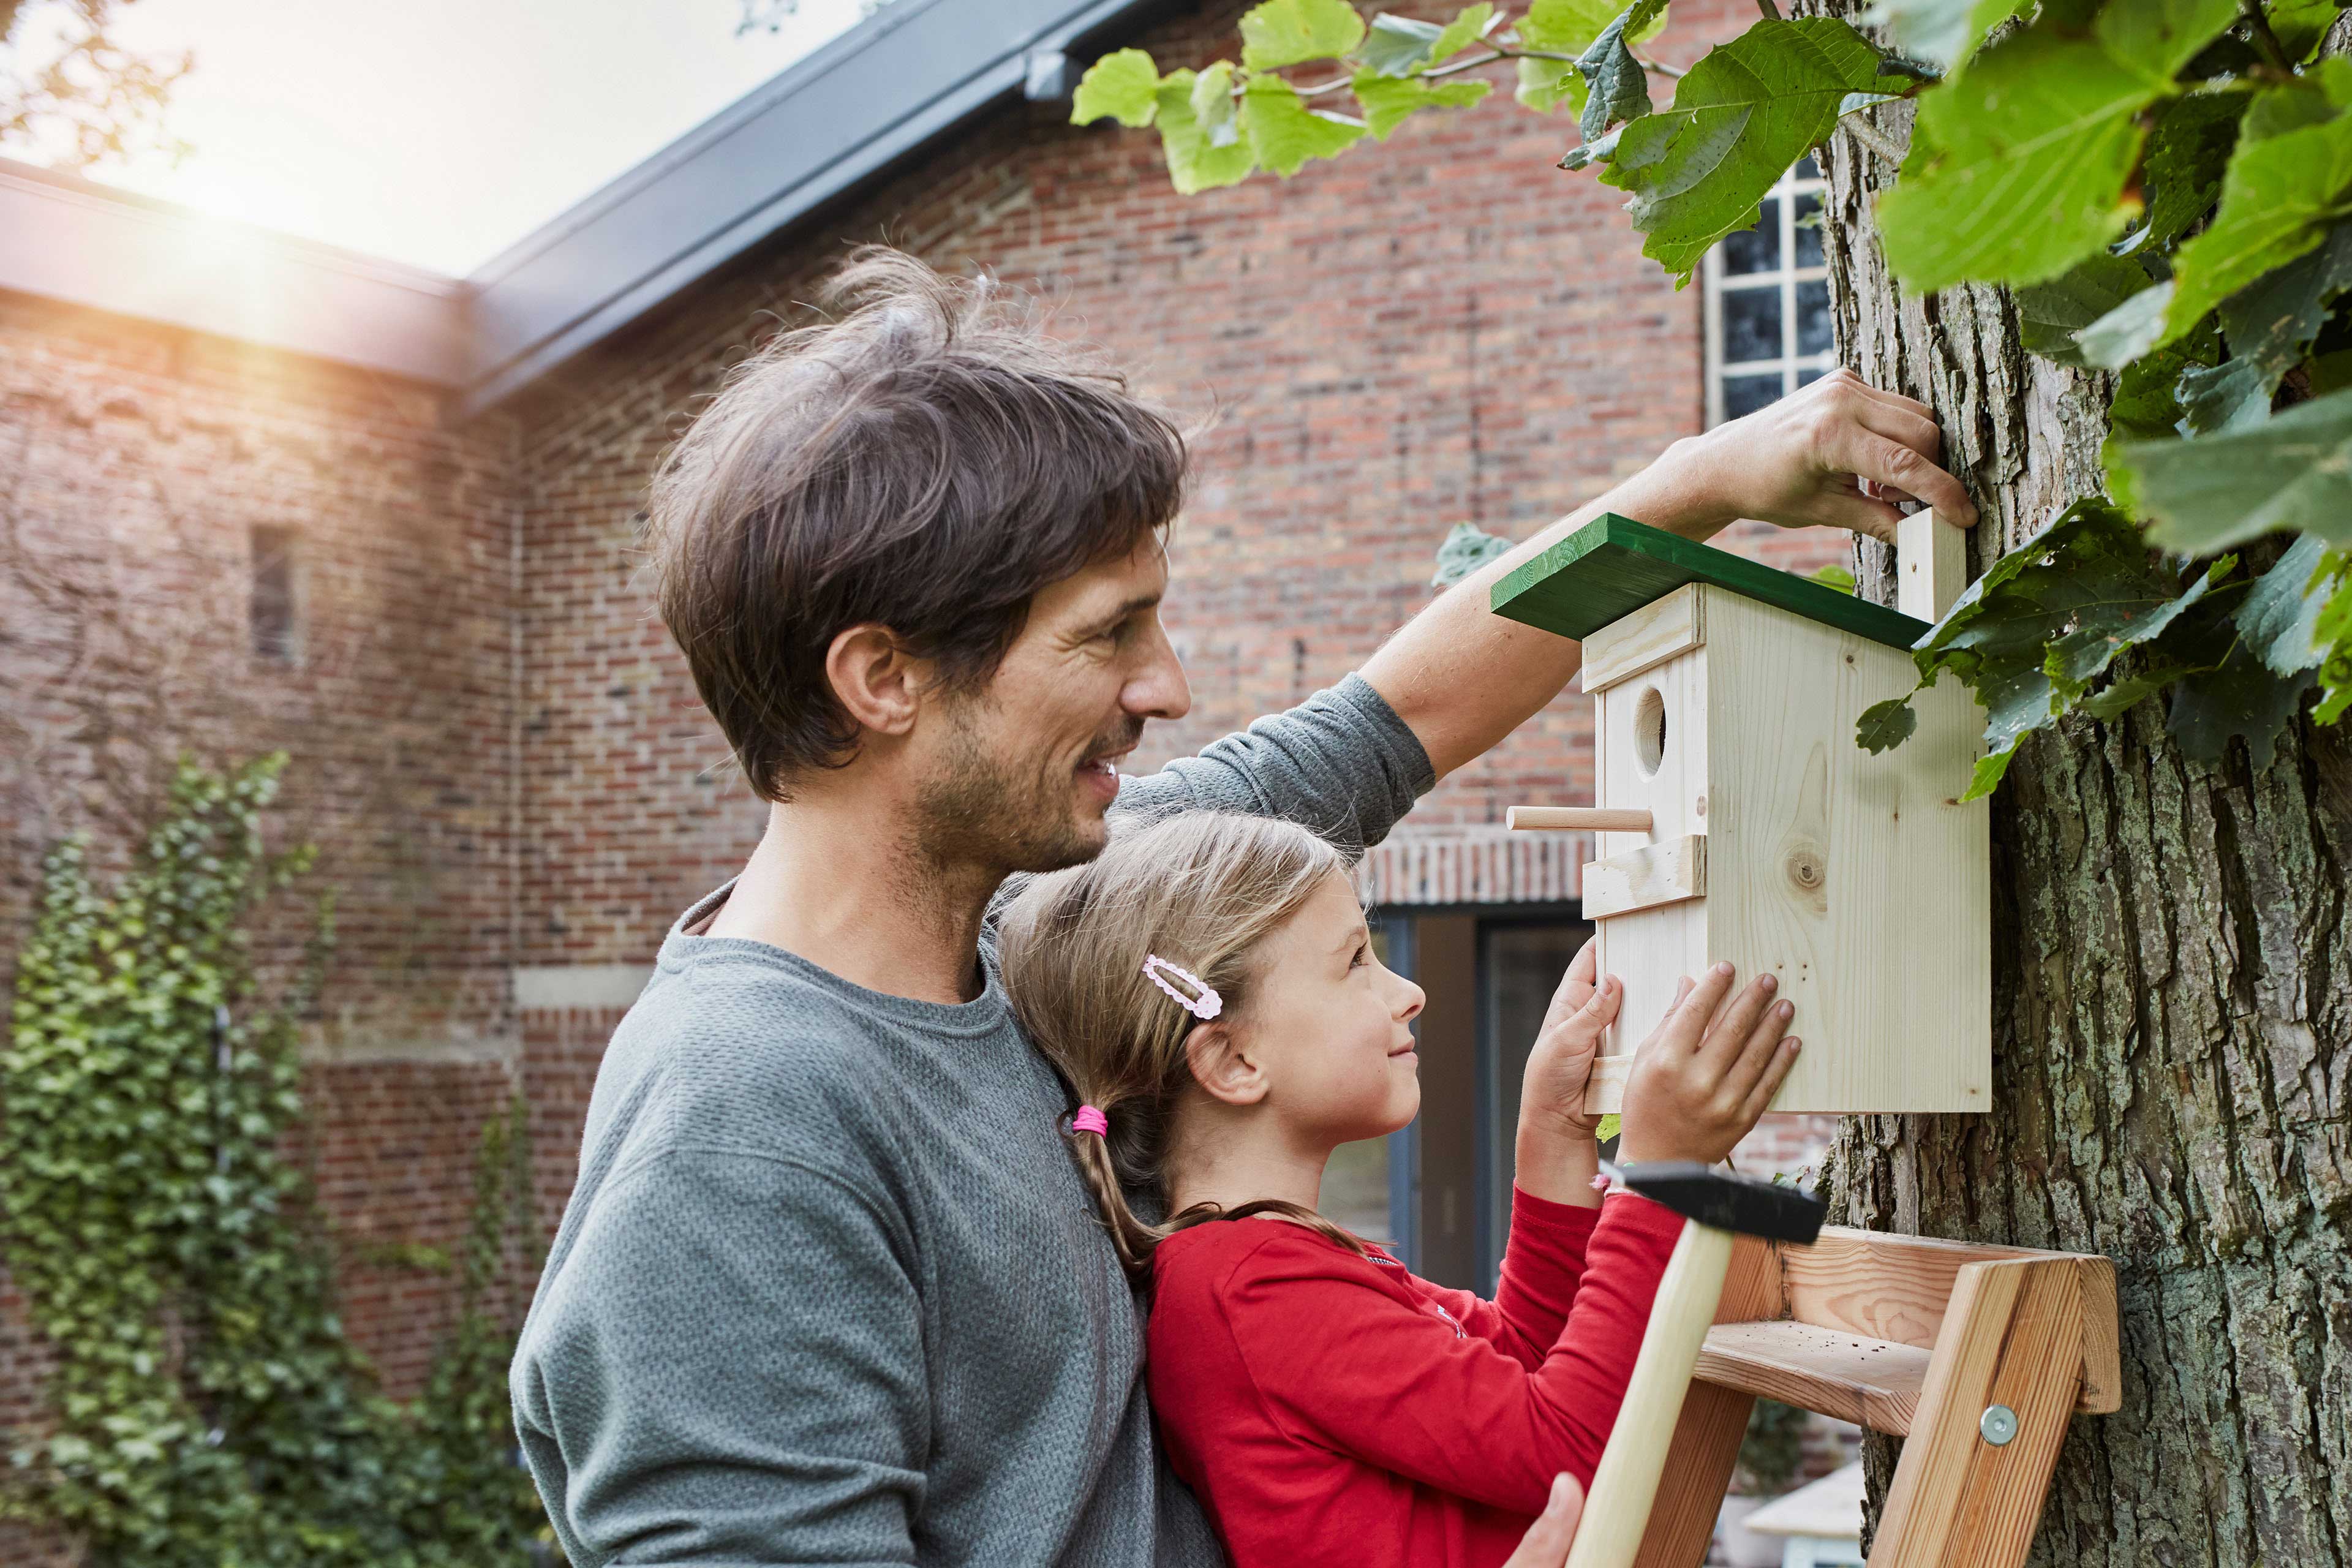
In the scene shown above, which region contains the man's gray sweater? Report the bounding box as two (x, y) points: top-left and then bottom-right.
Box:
(510, 676), (1433, 1567)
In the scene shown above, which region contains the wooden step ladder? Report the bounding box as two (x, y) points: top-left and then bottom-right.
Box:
(1629, 1226), (2120, 1568)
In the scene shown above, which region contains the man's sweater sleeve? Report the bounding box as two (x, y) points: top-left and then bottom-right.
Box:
(1112, 674), (1435, 855)
(1193, 1196), (1683, 1515)
(510, 1146), (925, 1566)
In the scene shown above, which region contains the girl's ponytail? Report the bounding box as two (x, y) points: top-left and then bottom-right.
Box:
(1000, 812), (1373, 1281)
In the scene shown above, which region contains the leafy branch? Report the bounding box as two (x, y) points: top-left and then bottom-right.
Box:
(1075, 0), (2352, 786)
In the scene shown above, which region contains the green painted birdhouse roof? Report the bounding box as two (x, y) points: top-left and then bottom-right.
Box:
(1488, 513), (1929, 651)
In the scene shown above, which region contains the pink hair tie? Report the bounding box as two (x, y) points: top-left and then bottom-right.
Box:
(1072, 1105), (1110, 1137)
(1142, 954), (1222, 1020)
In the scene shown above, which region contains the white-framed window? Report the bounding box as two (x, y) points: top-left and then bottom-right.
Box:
(251, 524), (301, 664)
(1704, 156), (1834, 426)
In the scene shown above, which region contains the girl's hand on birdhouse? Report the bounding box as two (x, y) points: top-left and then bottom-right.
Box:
(1514, 937), (1619, 1207)
(1629, 368), (1978, 545)
(1616, 963), (1799, 1168)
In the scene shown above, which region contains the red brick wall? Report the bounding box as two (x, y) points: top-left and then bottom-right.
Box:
(0, 292), (524, 1564)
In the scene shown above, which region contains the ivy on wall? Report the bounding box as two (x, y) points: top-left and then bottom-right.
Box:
(0, 755), (551, 1567)
(1077, 0), (2352, 794)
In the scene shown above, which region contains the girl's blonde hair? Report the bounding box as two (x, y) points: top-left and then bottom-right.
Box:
(998, 812), (1369, 1280)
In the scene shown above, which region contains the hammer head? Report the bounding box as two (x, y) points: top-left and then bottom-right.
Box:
(1618, 1162), (1826, 1244)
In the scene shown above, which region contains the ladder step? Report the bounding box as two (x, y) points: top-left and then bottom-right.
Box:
(1694, 1320), (1931, 1435)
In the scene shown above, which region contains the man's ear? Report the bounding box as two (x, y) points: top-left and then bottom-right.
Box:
(824, 624), (924, 739)
(1184, 1022), (1267, 1109)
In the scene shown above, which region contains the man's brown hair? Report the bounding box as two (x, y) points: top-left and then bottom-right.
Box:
(646, 247), (1190, 800)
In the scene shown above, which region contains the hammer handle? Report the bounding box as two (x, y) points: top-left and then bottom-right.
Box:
(1562, 1221), (1737, 1568)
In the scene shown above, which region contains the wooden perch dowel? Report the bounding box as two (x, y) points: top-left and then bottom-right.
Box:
(1507, 806), (1654, 832)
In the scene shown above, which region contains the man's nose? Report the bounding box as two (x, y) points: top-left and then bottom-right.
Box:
(1126, 622), (1191, 722)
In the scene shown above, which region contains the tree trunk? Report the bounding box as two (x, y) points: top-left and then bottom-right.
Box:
(1806, 22), (2352, 1566)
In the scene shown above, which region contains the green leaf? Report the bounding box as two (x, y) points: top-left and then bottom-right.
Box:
(2013, 252), (2153, 368)
(1155, 69), (1260, 193)
(1363, 13), (1449, 75)
(1354, 68), (1491, 138)
(2175, 356), (2272, 434)
(1855, 0), (2024, 72)
(1518, 52), (1590, 114)
(2154, 66), (2352, 349)
(1877, 0), (2242, 294)
(1855, 696), (1920, 752)
(2077, 281), (2177, 369)
(1239, 0), (1368, 69)
(2164, 604), (2318, 765)
(2264, 0), (2346, 63)
(1596, 1112), (1623, 1142)
(1193, 61), (1242, 148)
(1807, 561), (1858, 594)
(2185, 221), (2352, 429)
(1241, 74), (1368, 175)
(2117, 88), (2250, 258)
(1362, 6), (1497, 75)
(2109, 383), (2352, 552)
(1072, 48), (1163, 127)
(1520, 0), (1632, 51)
(2236, 533), (2334, 674)
(1599, 18), (1887, 282)
(1433, 522), (1515, 587)
(2310, 551), (2352, 721)
(1899, 497), (2201, 792)
(1432, 2), (1501, 63)
(2044, 556), (2230, 703)
(1577, 1), (1665, 141)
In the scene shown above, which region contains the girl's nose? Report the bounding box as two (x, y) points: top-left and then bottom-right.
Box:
(1395, 977), (1425, 1023)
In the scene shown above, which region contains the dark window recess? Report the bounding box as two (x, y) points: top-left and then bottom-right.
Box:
(1721, 198), (1781, 274)
(1723, 372), (1785, 420)
(251, 526), (298, 662)
(1793, 190), (1825, 268)
(1796, 280), (1834, 356)
(1721, 286), (1784, 365)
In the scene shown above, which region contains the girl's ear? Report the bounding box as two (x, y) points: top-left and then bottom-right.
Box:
(1183, 1020), (1267, 1109)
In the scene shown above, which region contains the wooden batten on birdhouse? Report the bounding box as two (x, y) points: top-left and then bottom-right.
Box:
(1492, 513), (1989, 1117)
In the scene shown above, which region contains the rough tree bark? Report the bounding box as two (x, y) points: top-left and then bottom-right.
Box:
(1803, 7), (2352, 1563)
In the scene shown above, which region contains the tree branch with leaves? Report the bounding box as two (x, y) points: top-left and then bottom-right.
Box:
(1074, 0), (2352, 799)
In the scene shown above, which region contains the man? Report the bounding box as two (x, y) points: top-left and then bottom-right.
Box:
(510, 249), (1970, 1566)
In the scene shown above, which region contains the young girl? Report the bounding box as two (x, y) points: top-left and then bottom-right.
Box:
(998, 812), (1801, 1568)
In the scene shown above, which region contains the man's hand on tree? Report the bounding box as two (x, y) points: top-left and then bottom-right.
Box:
(1630, 368), (1980, 544)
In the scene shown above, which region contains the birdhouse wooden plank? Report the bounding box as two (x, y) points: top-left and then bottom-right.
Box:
(1493, 514), (1991, 1117)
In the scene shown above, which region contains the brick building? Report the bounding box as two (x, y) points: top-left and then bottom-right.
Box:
(0, 1), (1847, 1557)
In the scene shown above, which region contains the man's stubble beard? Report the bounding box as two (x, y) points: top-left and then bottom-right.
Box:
(912, 693), (1129, 882)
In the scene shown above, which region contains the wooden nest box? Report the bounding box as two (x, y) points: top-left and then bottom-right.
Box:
(1493, 513), (1989, 1117)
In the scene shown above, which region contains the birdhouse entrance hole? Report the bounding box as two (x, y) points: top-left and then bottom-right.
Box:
(1633, 685), (1667, 780)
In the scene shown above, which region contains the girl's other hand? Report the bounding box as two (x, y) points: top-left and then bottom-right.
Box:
(1518, 937), (1621, 1143)
(1616, 963), (1798, 1167)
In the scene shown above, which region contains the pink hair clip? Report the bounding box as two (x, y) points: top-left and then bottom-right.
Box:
(1072, 1104), (1109, 1137)
(1142, 954), (1222, 1020)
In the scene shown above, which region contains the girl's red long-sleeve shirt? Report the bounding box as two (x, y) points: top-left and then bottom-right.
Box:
(1146, 1187), (1683, 1568)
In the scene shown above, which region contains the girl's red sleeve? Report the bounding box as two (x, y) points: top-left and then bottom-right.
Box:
(1189, 1194), (1683, 1515)
(1414, 1187), (1606, 1370)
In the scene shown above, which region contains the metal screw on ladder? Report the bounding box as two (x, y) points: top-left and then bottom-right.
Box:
(1978, 1403), (2019, 1446)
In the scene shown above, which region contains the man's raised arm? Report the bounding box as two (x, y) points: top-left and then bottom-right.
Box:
(1361, 371), (1976, 781)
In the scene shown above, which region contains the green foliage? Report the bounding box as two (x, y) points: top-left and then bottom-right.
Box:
(0, 756), (551, 1566)
(1736, 1397), (1810, 1493)
(1602, 19), (1886, 279)
(1087, 0), (2352, 780)
(1431, 521), (1516, 587)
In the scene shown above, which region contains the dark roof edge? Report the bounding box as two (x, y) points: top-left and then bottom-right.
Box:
(458, 0), (1172, 415)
